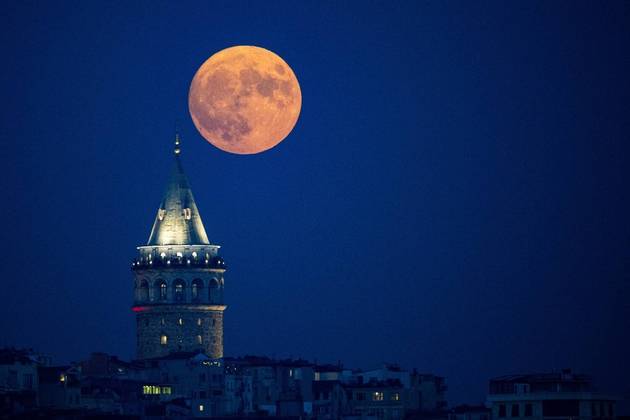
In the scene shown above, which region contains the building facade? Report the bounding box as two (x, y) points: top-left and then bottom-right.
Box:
(131, 135), (227, 359)
(486, 369), (618, 420)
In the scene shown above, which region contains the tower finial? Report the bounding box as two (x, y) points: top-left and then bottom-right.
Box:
(174, 131), (181, 155)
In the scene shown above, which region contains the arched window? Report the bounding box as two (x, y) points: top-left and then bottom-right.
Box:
(208, 278), (220, 303)
(155, 280), (167, 301)
(138, 280), (149, 302)
(191, 279), (204, 301)
(196, 335), (203, 345)
(173, 279), (185, 302)
(160, 335), (168, 345)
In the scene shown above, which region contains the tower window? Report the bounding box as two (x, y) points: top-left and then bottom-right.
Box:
(197, 318), (202, 326)
(178, 318), (183, 326)
(192, 279), (203, 301)
(197, 335), (203, 344)
(173, 279), (185, 302)
(209, 278), (220, 302)
(160, 335), (168, 345)
(160, 318), (165, 326)
(158, 209), (166, 221)
(138, 280), (149, 302)
(183, 208), (192, 220)
(158, 280), (167, 300)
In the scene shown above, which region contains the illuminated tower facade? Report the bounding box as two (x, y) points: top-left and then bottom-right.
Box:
(131, 135), (226, 359)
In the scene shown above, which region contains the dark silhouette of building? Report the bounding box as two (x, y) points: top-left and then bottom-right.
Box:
(487, 369), (618, 420)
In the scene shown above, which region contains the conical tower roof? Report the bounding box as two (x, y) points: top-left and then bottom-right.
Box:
(146, 134), (210, 246)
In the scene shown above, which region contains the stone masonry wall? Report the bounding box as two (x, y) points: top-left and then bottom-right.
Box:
(132, 266), (226, 359)
(136, 307), (224, 359)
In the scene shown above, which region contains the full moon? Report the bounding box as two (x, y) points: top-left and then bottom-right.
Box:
(188, 46), (302, 154)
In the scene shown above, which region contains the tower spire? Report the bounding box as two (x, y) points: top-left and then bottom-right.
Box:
(146, 133), (210, 246)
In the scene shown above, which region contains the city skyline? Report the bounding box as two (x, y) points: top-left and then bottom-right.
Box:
(2, 0), (629, 410)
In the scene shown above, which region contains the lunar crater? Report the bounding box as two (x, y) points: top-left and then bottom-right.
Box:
(189, 45), (301, 154)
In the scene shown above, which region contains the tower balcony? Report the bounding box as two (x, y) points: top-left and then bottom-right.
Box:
(131, 256), (226, 271)
(132, 245), (226, 271)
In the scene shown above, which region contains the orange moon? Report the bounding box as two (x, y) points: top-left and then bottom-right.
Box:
(188, 46), (302, 154)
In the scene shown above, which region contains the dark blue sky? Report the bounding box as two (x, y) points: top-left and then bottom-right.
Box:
(2, 0), (629, 407)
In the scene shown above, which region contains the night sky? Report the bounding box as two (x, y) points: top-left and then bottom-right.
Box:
(2, 0), (629, 408)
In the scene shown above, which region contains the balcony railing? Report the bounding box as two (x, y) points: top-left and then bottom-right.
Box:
(131, 256), (226, 271)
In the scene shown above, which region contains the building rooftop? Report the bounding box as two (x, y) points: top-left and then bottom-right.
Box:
(346, 379), (404, 389)
(0, 348), (47, 366)
(489, 369), (594, 394)
(313, 363), (343, 372)
(225, 355), (312, 368)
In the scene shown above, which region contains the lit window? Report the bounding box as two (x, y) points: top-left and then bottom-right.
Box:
(373, 391), (384, 401)
(160, 335), (168, 345)
(183, 208), (192, 220)
(197, 335), (203, 344)
(178, 318), (183, 325)
(197, 318), (202, 326)
(192, 251), (198, 258)
(158, 209), (166, 221)
(159, 281), (167, 300)
(160, 252), (166, 258)
(391, 392), (400, 401)
(176, 252), (183, 258)
(199, 404), (204, 412)
(59, 374), (66, 383)
(143, 385), (170, 395)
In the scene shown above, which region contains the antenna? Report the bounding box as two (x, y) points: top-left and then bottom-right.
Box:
(174, 123), (181, 156)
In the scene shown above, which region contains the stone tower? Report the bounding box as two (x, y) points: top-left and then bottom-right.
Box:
(131, 134), (227, 359)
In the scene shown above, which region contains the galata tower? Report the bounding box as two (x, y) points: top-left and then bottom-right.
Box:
(131, 134), (227, 359)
